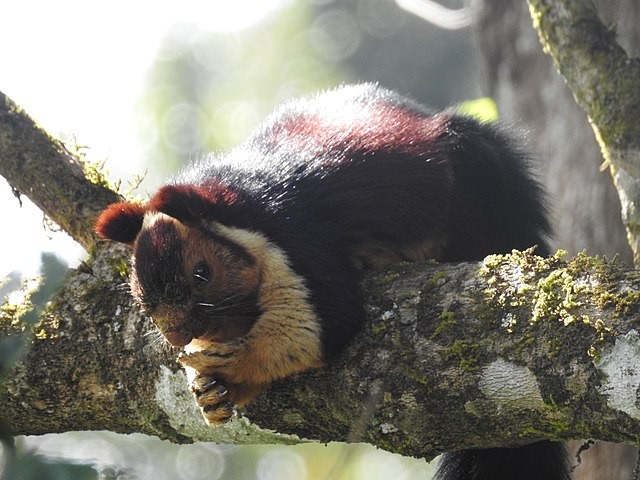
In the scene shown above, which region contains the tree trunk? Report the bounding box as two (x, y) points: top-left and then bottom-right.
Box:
(473, 0), (634, 264)
(473, 0), (640, 477)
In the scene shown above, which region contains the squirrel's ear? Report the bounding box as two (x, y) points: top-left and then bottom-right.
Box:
(95, 202), (147, 245)
(148, 183), (239, 225)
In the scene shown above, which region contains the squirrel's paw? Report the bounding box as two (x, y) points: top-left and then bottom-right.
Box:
(189, 374), (235, 425)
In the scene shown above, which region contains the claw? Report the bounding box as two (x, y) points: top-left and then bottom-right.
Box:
(202, 401), (235, 426)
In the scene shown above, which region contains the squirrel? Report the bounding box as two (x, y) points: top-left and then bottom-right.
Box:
(95, 84), (569, 480)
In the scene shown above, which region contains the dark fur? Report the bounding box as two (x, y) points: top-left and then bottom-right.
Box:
(96, 84), (566, 479)
(436, 441), (570, 480)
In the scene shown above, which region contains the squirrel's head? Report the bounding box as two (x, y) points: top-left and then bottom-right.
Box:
(95, 184), (262, 348)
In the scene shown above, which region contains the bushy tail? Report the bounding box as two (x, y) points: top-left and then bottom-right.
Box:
(434, 441), (571, 480)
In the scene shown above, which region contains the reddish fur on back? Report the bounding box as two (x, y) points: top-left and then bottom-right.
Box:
(261, 98), (449, 160)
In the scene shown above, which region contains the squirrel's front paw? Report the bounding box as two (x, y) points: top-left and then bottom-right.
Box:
(178, 344), (241, 378)
(189, 374), (235, 425)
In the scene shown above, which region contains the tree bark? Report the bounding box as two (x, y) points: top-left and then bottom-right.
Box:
(524, 2), (640, 476)
(3, 242), (640, 459)
(474, 2), (640, 476)
(0, 91), (120, 251)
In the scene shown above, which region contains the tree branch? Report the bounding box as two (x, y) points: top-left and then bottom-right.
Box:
(2, 90), (640, 460)
(527, 0), (640, 263)
(2, 245), (640, 459)
(0, 91), (120, 250)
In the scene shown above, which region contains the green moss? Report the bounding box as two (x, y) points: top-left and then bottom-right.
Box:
(514, 334), (535, 361)
(76, 142), (146, 200)
(480, 251), (609, 331)
(590, 75), (640, 149)
(530, 0), (640, 152)
(82, 157), (112, 189)
(400, 366), (429, 386)
(431, 310), (456, 339)
(530, 268), (583, 325)
(107, 257), (130, 278)
(440, 310), (455, 322)
(585, 318), (612, 362)
(518, 398), (575, 441)
(464, 401), (480, 417)
(476, 249), (621, 366)
(376, 438), (407, 455)
(139, 407), (163, 427)
(442, 340), (481, 371)
(611, 290), (640, 317)
(281, 412), (305, 425)
(425, 271), (447, 288)
(1, 303), (26, 332)
(528, 1), (550, 37)
(396, 290), (420, 303)
(480, 249), (564, 310)
(545, 405), (574, 438)
(380, 272), (401, 284)
(566, 252), (618, 305)
(370, 322), (388, 335)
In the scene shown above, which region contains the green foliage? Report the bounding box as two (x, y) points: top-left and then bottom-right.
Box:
(20, 253), (68, 327)
(1, 451), (97, 480)
(0, 253), (76, 479)
(457, 97), (499, 123)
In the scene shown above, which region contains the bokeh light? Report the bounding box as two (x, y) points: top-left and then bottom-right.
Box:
(176, 443), (225, 480)
(256, 448), (307, 480)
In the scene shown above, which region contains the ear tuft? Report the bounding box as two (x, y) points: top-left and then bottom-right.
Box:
(95, 202), (147, 244)
(149, 183), (238, 224)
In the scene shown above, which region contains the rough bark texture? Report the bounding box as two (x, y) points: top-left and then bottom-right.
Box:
(0, 91), (121, 251)
(3, 245), (640, 460)
(525, 2), (640, 477)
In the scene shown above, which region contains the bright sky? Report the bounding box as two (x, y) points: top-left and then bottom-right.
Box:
(1, 0), (290, 278)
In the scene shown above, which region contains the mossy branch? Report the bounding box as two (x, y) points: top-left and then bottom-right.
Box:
(3, 242), (640, 458)
(526, 0), (640, 263)
(0, 91), (121, 250)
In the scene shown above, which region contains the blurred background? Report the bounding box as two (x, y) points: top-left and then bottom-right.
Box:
(1, 0), (638, 478)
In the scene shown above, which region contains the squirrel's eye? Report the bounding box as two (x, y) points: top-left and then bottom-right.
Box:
(193, 262), (211, 285)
